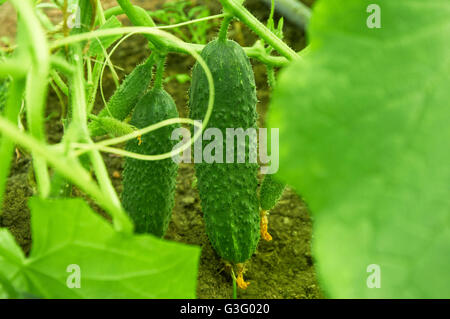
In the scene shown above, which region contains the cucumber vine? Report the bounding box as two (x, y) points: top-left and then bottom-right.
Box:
(0, 0), (307, 298)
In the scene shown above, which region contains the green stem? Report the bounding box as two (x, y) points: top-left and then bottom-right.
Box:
(49, 80), (67, 119)
(0, 58), (30, 78)
(51, 26), (291, 67)
(244, 44), (288, 67)
(157, 13), (225, 30)
(220, 0), (298, 60)
(86, 56), (93, 83)
(153, 55), (166, 89)
(95, 0), (120, 88)
(95, 0), (106, 25)
(116, 0), (168, 52)
(116, 0), (156, 28)
(103, 5), (126, 21)
(218, 16), (233, 42)
(102, 5), (156, 24)
(12, 0), (52, 198)
(70, 45), (131, 233)
(86, 58), (103, 114)
(50, 70), (69, 96)
(50, 55), (75, 75)
(269, 0), (275, 22)
(231, 269), (237, 299)
(36, 7), (56, 31)
(0, 78), (25, 217)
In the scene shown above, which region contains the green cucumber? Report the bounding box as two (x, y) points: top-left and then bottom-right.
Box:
(189, 39), (259, 263)
(89, 56), (154, 137)
(121, 87), (180, 236)
(259, 174), (286, 211)
(89, 115), (136, 137)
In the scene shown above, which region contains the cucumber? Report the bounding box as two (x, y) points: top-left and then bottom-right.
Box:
(189, 39), (259, 263)
(89, 115), (136, 137)
(89, 56), (154, 137)
(259, 174), (286, 211)
(121, 87), (180, 236)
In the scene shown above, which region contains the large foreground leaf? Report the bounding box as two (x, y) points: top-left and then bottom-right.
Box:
(268, 0), (450, 298)
(0, 198), (200, 298)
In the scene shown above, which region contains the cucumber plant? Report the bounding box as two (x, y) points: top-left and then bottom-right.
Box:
(88, 55), (155, 137)
(0, 0), (448, 300)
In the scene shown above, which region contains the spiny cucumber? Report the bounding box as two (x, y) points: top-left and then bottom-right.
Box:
(259, 174), (285, 242)
(89, 56), (154, 137)
(89, 115), (135, 137)
(259, 174), (286, 211)
(189, 38), (260, 263)
(121, 87), (180, 236)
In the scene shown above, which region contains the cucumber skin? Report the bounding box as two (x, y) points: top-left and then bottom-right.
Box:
(90, 116), (135, 137)
(259, 174), (286, 211)
(189, 39), (260, 263)
(89, 59), (153, 136)
(121, 88), (179, 236)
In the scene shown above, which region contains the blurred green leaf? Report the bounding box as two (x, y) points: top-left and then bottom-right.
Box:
(269, 0), (450, 298)
(188, 6), (208, 18)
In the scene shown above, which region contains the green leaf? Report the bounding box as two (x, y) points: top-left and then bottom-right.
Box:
(0, 197), (200, 298)
(88, 16), (122, 57)
(0, 229), (26, 299)
(268, 0), (450, 298)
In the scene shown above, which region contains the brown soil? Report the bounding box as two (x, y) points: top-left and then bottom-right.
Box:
(0, 0), (322, 298)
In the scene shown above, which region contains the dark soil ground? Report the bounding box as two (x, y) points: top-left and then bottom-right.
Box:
(0, 0), (323, 298)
